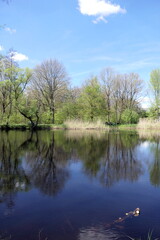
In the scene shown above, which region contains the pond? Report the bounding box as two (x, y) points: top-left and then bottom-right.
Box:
(0, 130), (160, 240)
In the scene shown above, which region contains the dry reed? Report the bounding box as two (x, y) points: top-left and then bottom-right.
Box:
(137, 118), (160, 130)
(64, 119), (108, 130)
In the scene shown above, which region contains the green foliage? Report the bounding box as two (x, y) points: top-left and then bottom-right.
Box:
(150, 69), (160, 94)
(40, 111), (52, 124)
(0, 52), (152, 127)
(17, 96), (40, 127)
(0, 53), (32, 125)
(148, 105), (160, 119)
(121, 109), (139, 124)
(150, 68), (160, 118)
(55, 111), (66, 124)
(55, 101), (80, 124)
(78, 77), (106, 121)
(8, 111), (24, 124)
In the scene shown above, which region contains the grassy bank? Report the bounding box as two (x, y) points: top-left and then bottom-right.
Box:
(0, 122), (138, 131)
(2, 119), (160, 131)
(117, 124), (137, 130)
(0, 120), (108, 130)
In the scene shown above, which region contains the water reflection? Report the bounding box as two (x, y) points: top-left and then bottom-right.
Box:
(0, 130), (160, 195)
(0, 131), (71, 213)
(24, 132), (70, 196)
(0, 131), (30, 214)
(0, 130), (160, 239)
(1, 130), (160, 204)
(99, 132), (143, 187)
(65, 131), (143, 187)
(149, 142), (160, 187)
(137, 129), (160, 187)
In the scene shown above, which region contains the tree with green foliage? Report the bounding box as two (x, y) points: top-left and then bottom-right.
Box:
(17, 90), (40, 128)
(0, 50), (146, 127)
(79, 77), (106, 121)
(55, 87), (81, 124)
(0, 52), (32, 125)
(121, 108), (139, 124)
(149, 68), (160, 119)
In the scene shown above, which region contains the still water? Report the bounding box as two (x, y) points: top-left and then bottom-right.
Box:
(0, 130), (160, 240)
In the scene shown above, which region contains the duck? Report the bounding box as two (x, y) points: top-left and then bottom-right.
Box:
(133, 208), (140, 216)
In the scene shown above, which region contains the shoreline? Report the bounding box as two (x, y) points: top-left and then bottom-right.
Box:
(0, 123), (160, 131)
(0, 123), (136, 131)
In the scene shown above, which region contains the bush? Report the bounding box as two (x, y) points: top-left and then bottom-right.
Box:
(121, 109), (139, 124)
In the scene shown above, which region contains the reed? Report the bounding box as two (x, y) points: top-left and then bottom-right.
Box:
(64, 119), (108, 130)
(137, 118), (160, 130)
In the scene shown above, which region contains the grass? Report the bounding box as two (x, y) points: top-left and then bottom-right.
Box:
(64, 119), (109, 130)
(39, 124), (65, 129)
(118, 124), (137, 129)
(128, 230), (159, 240)
(1, 118), (160, 131)
(137, 118), (160, 130)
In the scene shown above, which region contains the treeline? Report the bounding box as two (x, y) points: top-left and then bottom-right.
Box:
(0, 51), (153, 128)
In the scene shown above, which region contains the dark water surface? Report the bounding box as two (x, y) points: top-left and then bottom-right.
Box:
(0, 130), (160, 240)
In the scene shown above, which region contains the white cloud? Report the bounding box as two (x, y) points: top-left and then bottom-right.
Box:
(10, 52), (29, 62)
(0, 45), (4, 51)
(4, 27), (16, 34)
(78, 0), (126, 23)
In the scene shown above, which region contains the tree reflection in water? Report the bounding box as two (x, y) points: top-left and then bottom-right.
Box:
(65, 131), (143, 187)
(100, 132), (143, 187)
(138, 130), (160, 187)
(1, 130), (160, 239)
(1, 129), (160, 216)
(0, 131), (70, 213)
(149, 142), (160, 187)
(0, 131), (31, 215)
(24, 131), (70, 196)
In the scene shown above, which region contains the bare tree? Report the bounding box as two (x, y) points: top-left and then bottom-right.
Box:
(126, 73), (143, 109)
(31, 59), (69, 124)
(100, 67), (143, 124)
(113, 73), (143, 123)
(100, 67), (115, 123)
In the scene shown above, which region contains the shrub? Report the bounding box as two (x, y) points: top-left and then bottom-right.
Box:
(121, 109), (139, 124)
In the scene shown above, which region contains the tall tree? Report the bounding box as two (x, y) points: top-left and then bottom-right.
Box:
(100, 69), (143, 124)
(31, 59), (69, 124)
(150, 68), (160, 118)
(0, 52), (32, 124)
(79, 77), (105, 121)
(100, 67), (115, 123)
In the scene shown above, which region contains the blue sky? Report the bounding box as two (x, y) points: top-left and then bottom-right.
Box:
(0, 0), (160, 97)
